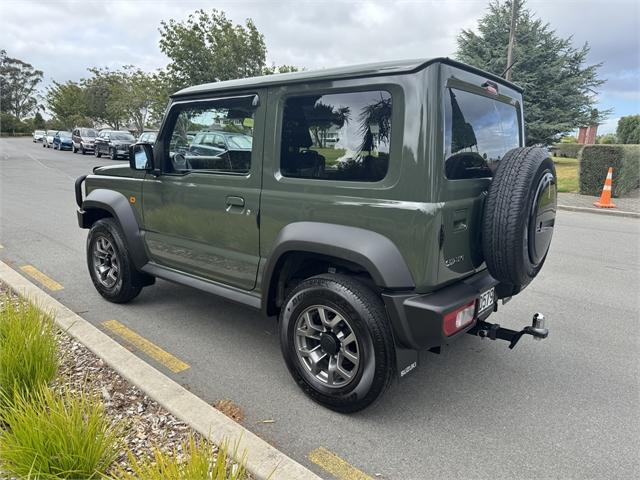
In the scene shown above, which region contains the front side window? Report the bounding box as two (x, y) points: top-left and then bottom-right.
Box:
(167, 96), (256, 174)
(280, 90), (392, 181)
(444, 88), (520, 180)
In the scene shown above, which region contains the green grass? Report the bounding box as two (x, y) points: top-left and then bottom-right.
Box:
(312, 147), (346, 166)
(116, 436), (247, 480)
(553, 156), (579, 193)
(0, 387), (124, 479)
(0, 295), (58, 409)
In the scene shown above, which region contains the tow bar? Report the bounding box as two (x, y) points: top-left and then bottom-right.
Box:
(467, 313), (548, 349)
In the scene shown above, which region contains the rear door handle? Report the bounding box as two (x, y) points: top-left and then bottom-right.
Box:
(225, 195), (245, 207)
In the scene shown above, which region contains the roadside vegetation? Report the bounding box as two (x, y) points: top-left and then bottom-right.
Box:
(552, 156), (579, 193)
(0, 290), (248, 480)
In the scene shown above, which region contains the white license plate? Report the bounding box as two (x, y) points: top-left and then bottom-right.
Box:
(478, 288), (495, 314)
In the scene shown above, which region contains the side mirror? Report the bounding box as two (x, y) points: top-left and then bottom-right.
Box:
(129, 143), (154, 171)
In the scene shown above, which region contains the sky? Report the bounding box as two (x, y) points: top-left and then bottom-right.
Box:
(1, 0), (638, 134)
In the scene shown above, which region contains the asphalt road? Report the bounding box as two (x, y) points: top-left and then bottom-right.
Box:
(1, 137), (639, 479)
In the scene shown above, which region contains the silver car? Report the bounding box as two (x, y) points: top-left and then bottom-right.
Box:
(43, 130), (57, 148)
(32, 130), (45, 142)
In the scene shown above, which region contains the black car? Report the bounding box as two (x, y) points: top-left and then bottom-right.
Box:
(94, 130), (136, 160)
(72, 128), (98, 155)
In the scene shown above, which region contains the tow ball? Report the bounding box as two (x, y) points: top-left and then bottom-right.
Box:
(467, 313), (548, 349)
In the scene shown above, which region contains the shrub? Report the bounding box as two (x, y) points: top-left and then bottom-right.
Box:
(552, 142), (583, 158)
(0, 387), (124, 479)
(0, 296), (58, 409)
(616, 115), (640, 144)
(117, 435), (247, 480)
(579, 144), (640, 196)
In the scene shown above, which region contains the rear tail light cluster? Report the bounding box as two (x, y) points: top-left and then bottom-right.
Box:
(443, 301), (476, 336)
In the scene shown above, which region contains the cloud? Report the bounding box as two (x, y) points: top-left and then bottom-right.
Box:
(1, 0), (637, 121)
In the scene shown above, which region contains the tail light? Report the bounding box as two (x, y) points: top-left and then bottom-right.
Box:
(443, 301), (476, 336)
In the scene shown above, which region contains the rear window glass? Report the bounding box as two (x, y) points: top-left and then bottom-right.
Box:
(280, 90), (392, 182)
(444, 88), (520, 180)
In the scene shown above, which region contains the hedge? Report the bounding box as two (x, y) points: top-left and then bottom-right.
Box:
(552, 143), (583, 158)
(579, 144), (640, 197)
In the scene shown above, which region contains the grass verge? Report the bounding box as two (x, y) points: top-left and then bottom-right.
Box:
(553, 156), (579, 193)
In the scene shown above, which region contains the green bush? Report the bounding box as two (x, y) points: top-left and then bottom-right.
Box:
(0, 387), (123, 479)
(552, 143), (583, 158)
(0, 296), (58, 409)
(117, 436), (247, 480)
(616, 115), (640, 144)
(579, 144), (640, 196)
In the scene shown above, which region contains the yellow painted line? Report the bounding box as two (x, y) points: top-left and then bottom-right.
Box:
(308, 447), (373, 480)
(102, 320), (190, 373)
(20, 265), (63, 291)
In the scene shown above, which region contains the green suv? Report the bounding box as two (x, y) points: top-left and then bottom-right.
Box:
(75, 58), (557, 412)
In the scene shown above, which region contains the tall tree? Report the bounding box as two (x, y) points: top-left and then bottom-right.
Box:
(159, 9), (267, 89)
(616, 115), (640, 144)
(456, 0), (607, 145)
(0, 50), (43, 120)
(46, 80), (91, 130)
(82, 68), (129, 130)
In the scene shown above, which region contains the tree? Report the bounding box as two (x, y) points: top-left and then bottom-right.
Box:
(47, 81), (92, 130)
(597, 133), (617, 144)
(159, 9), (267, 89)
(616, 115), (640, 144)
(263, 64), (299, 75)
(32, 111), (46, 129)
(0, 50), (43, 120)
(83, 68), (129, 130)
(456, 0), (607, 145)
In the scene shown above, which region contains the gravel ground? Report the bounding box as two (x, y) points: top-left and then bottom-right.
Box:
(0, 283), (244, 477)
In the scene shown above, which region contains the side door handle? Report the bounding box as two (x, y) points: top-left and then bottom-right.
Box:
(225, 195), (245, 208)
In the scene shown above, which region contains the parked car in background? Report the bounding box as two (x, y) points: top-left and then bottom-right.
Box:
(43, 130), (57, 148)
(32, 130), (45, 142)
(188, 131), (253, 171)
(72, 127), (97, 155)
(53, 131), (73, 150)
(138, 130), (158, 144)
(94, 130), (136, 159)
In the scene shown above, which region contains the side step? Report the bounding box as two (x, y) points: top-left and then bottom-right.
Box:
(467, 313), (548, 349)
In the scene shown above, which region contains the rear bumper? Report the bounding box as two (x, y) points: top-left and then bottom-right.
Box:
(383, 270), (499, 350)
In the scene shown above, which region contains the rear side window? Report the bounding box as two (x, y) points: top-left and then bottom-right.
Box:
(280, 90), (392, 182)
(444, 88), (520, 180)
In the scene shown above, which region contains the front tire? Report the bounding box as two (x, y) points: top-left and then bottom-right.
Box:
(95, 147), (102, 158)
(110, 148), (117, 160)
(279, 274), (395, 413)
(87, 218), (144, 303)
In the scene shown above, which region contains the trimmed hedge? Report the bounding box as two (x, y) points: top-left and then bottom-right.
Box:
(579, 144), (640, 197)
(552, 143), (583, 158)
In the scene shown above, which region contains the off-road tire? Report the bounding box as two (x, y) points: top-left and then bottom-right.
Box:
(279, 274), (395, 413)
(482, 147), (557, 293)
(87, 218), (144, 303)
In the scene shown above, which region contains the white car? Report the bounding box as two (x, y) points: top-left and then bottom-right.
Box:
(32, 130), (45, 142)
(43, 130), (57, 148)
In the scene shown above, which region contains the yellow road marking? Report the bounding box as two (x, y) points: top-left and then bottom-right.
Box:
(309, 447), (373, 480)
(102, 320), (190, 373)
(20, 265), (63, 291)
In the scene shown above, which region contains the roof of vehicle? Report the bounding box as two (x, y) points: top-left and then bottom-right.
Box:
(173, 57), (523, 98)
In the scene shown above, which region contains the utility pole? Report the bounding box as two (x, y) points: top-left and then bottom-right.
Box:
(505, 0), (518, 81)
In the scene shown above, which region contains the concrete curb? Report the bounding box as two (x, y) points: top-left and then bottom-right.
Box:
(558, 204), (640, 219)
(0, 261), (321, 480)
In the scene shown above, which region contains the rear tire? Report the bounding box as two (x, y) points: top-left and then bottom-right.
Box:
(279, 274), (395, 413)
(87, 218), (144, 303)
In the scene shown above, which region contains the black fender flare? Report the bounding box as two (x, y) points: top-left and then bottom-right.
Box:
(261, 222), (415, 313)
(81, 189), (148, 270)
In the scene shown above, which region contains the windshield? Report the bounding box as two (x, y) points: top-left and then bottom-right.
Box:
(81, 129), (97, 137)
(59, 132), (72, 138)
(226, 135), (252, 149)
(444, 88), (520, 179)
(111, 132), (135, 141)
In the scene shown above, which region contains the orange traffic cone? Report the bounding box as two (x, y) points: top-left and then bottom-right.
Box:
(593, 167), (616, 208)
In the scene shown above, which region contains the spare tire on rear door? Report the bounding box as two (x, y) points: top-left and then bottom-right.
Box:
(482, 147), (557, 297)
